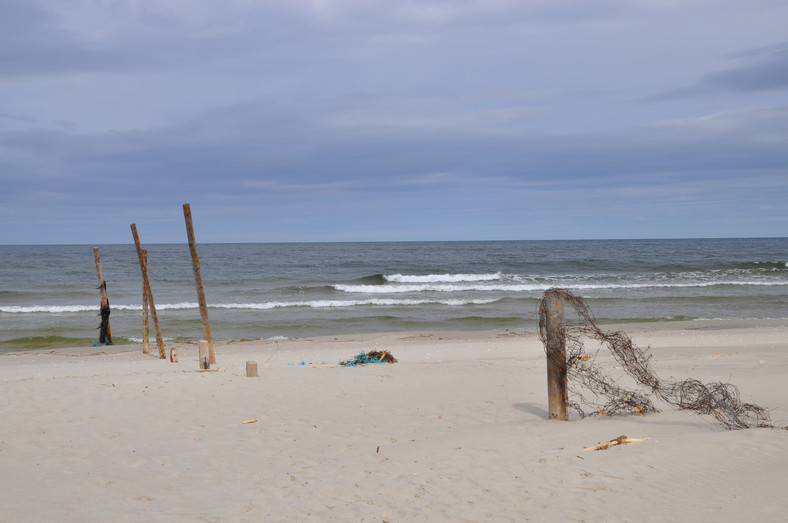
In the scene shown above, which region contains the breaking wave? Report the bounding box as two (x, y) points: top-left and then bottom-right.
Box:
(1, 298), (498, 314)
(334, 280), (788, 294)
(384, 272), (502, 283)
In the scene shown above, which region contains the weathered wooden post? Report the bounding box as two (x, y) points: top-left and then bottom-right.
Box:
(199, 340), (210, 370)
(183, 203), (215, 365)
(142, 250), (150, 355)
(246, 361), (258, 377)
(130, 224), (165, 359)
(544, 289), (569, 420)
(92, 247), (112, 345)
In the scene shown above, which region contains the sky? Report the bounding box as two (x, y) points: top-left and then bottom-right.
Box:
(1, 0), (787, 244)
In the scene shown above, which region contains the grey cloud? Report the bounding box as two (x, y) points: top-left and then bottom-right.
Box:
(702, 43), (788, 92)
(0, 0), (52, 39)
(0, 1), (658, 81)
(12, 99), (781, 203)
(0, 111), (36, 123)
(650, 42), (788, 100)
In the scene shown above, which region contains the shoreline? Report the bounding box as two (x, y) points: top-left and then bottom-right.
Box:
(6, 317), (788, 354)
(2, 319), (787, 520)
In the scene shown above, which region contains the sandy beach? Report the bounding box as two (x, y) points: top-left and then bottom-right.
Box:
(1, 320), (787, 522)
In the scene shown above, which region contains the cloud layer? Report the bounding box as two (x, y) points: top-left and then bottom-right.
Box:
(1, 0), (787, 243)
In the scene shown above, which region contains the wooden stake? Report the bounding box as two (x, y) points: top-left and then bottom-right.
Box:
(130, 224), (165, 359)
(170, 347), (178, 363)
(199, 340), (210, 370)
(183, 203), (215, 364)
(142, 250), (150, 355)
(544, 289), (568, 421)
(92, 247), (112, 344)
(246, 361), (258, 377)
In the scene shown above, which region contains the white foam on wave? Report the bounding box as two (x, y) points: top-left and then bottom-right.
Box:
(336, 283), (545, 293)
(0, 302), (200, 314)
(155, 302), (200, 310)
(213, 298), (498, 309)
(337, 279), (788, 294)
(4, 277), (785, 314)
(0, 305), (98, 313)
(384, 272), (502, 283)
(568, 280), (788, 290)
(0, 298), (497, 313)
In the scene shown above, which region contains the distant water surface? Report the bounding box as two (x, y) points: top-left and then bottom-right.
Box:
(1, 238), (786, 350)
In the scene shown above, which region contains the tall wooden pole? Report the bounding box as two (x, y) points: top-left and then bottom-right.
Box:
(142, 250), (150, 355)
(92, 247), (112, 344)
(183, 203), (215, 364)
(130, 224), (165, 359)
(544, 289), (568, 421)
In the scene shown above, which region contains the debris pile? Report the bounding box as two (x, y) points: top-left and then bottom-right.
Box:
(339, 350), (398, 366)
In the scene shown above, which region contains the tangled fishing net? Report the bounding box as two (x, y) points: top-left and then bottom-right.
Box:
(339, 350), (398, 366)
(97, 302), (111, 345)
(95, 280), (112, 346)
(538, 289), (783, 430)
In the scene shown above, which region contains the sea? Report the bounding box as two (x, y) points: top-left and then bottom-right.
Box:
(1, 238), (787, 351)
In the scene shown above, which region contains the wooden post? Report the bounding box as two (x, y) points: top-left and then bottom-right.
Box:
(130, 224), (165, 359)
(199, 340), (210, 370)
(92, 247), (112, 344)
(246, 361), (258, 377)
(183, 203), (215, 364)
(142, 250), (150, 355)
(170, 347), (178, 363)
(544, 289), (569, 421)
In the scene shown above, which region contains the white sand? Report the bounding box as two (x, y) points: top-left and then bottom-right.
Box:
(1, 320), (787, 522)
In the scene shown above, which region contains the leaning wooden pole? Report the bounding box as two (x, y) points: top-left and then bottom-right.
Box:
(544, 289), (569, 421)
(183, 203), (215, 364)
(92, 247), (112, 344)
(141, 250), (150, 355)
(130, 224), (165, 359)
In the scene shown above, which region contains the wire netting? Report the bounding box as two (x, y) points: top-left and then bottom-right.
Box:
(537, 288), (783, 430)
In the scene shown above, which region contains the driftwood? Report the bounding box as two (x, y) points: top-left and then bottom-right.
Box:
(583, 435), (650, 451)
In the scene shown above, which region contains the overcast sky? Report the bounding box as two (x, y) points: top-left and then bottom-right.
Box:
(1, 0), (787, 244)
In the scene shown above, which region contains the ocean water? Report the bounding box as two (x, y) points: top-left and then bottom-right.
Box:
(1, 238), (787, 350)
